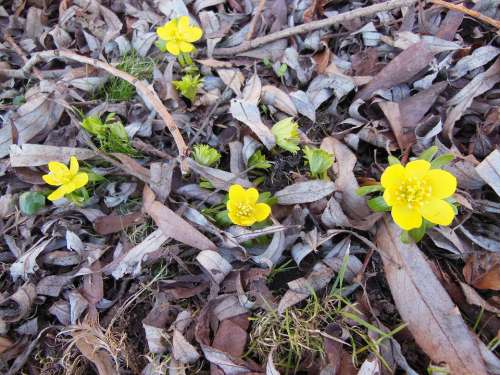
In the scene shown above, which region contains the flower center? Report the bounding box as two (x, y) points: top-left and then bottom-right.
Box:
(236, 202), (253, 217)
(395, 177), (432, 209)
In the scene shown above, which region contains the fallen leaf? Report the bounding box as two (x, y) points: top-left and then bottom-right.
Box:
(376, 217), (488, 375)
(274, 180), (335, 205)
(9, 144), (95, 167)
(143, 186), (217, 251)
(355, 41), (434, 101)
(196, 250), (232, 284)
(94, 211), (145, 235)
(10, 239), (52, 281)
(230, 99), (276, 150)
(261, 85), (297, 117)
(321, 137), (370, 220)
(187, 158), (252, 190)
(459, 282), (500, 314)
(475, 149), (500, 197)
(463, 252), (500, 291)
(0, 283), (36, 322)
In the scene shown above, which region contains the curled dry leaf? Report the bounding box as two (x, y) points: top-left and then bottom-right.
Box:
(94, 211), (145, 235)
(10, 239), (52, 281)
(274, 180), (335, 205)
(230, 99), (276, 150)
(196, 250), (232, 284)
(143, 185), (217, 251)
(320, 137), (370, 220)
(173, 329), (200, 364)
(463, 252), (500, 291)
(375, 217), (488, 375)
(0, 283), (36, 323)
(459, 282), (500, 314)
(261, 85), (297, 116)
(475, 149), (500, 196)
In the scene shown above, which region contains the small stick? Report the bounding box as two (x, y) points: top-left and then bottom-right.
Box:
(3, 33), (43, 80)
(430, 0), (500, 29)
(213, 0), (418, 56)
(245, 0), (267, 41)
(13, 50), (189, 171)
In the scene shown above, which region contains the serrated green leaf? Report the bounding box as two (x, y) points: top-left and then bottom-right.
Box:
(356, 184), (384, 196)
(248, 150), (272, 170)
(418, 146), (438, 161)
(430, 153), (454, 168)
(303, 146), (334, 179)
(258, 191), (277, 206)
(367, 196), (391, 212)
(19, 192), (46, 215)
(82, 116), (105, 137)
(193, 144), (221, 167)
(388, 155), (400, 165)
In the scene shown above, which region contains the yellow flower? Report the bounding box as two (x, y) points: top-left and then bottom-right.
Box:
(156, 16), (203, 56)
(227, 184), (271, 226)
(381, 160), (457, 230)
(42, 156), (89, 201)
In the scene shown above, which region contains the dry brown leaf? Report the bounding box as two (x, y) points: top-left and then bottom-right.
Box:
(376, 217), (487, 375)
(321, 137), (370, 220)
(475, 149), (500, 197)
(463, 252), (500, 291)
(355, 41), (434, 101)
(229, 99), (276, 150)
(94, 211), (145, 235)
(0, 337), (14, 354)
(9, 144), (95, 167)
(187, 158), (252, 190)
(261, 85), (297, 117)
(196, 250), (232, 284)
(143, 185), (217, 251)
(274, 180), (335, 205)
(0, 283), (36, 323)
(459, 282), (500, 314)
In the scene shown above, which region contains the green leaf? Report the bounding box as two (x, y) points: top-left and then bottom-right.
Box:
(258, 191), (277, 206)
(388, 155), (400, 165)
(367, 196), (391, 212)
(409, 222), (427, 243)
(303, 146), (334, 179)
(400, 231), (412, 244)
(356, 184), (384, 196)
(248, 150), (272, 170)
(82, 116), (105, 137)
(418, 146), (438, 161)
(19, 192), (46, 215)
(215, 210), (232, 227)
(199, 180), (214, 189)
(430, 153), (454, 168)
(271, 118), (300, 154)
(277, 63), (288, 77)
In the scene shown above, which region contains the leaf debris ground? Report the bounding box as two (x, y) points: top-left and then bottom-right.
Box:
(0, 0), (499, 374)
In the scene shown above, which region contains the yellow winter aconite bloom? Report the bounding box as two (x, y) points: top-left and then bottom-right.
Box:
(227, 184), (271, 227)
(42, 156), (89, 201)
(381, 160), (457, 230)
(156, 16), (203, 56)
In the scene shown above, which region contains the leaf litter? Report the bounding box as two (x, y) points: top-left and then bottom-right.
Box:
(0, 0), (499, 374)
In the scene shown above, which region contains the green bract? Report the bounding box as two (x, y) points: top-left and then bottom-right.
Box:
(173, 74), (203, 103)
(271, 117), (300, 153)
(193, 144), (221, 167)
(303, 146), (333, 179)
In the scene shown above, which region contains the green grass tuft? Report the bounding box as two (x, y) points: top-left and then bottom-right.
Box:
(98, 50), (155, 102)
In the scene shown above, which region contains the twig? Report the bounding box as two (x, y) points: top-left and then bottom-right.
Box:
(429, 0), (500, 29)
(10, 50), (189, 171)
(3, 33), (43, 81)
(213, 0), (418, 56)
(246, 0), (267, 41)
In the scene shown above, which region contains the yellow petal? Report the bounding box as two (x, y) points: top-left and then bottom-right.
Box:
(177, 16), (191, 34)
(420, 199), (455, 226)
(228, 210), (255, 227)
(391, 204), (422, 230)
(69, 156), (79, 176)
(179, 41), (194, 53)
(381, 164), (405, 189)
(229, 184), (246, 201)
(383, 187), (397, 206)
(426, 169), (457, 199)
(405, 160), (430, 179)
(184, 26), (203, 42)
(166, 41), (181, 55)
(156, 21), (177, 40)
(245, 188), (259, 203)
(48, 161), (70, 179)
(42, 173), (64, 186)
(48, 186), (68, 201)
(70, 172), (89, 190)
(254, 203), (271, 222)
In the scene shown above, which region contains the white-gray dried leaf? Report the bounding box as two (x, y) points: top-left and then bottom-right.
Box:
(230, 99), (275, 149)
(275, 180), (335, 205)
